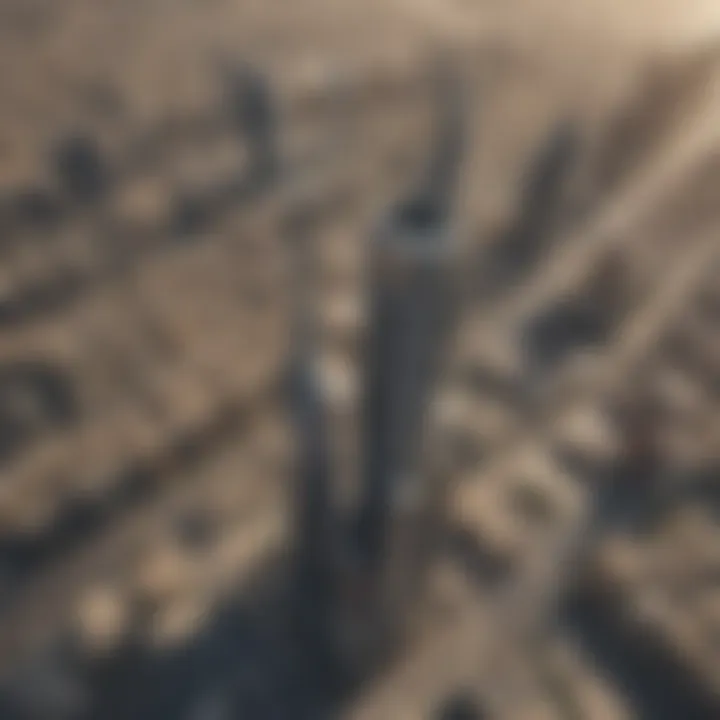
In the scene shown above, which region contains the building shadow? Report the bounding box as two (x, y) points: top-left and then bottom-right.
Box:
(38, 552), (377, 720)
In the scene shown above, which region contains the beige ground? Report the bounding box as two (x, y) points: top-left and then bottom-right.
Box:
(0, 1), (719, 718)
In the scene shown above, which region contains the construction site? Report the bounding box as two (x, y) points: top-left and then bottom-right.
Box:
(0, 0), (719, 718)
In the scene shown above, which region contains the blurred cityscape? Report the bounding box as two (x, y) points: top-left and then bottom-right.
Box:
(0, 1), (719, 718)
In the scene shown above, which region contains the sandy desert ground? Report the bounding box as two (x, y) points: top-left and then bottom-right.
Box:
(0, 1), (719, 718)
